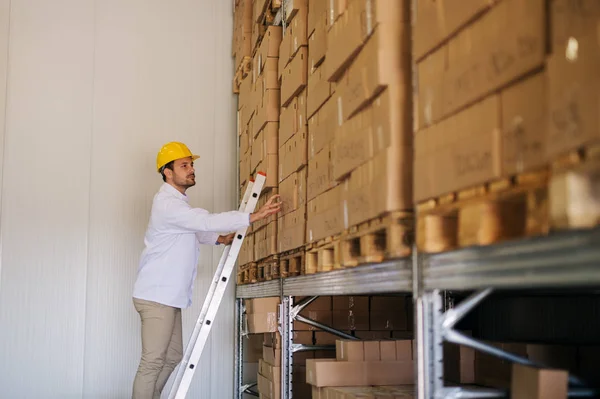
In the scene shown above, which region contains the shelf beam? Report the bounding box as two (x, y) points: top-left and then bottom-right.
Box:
(423, 228), (600, 291)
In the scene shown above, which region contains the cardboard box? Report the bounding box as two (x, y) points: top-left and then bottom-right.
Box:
(474, 342), (528, 389)
(282, 47), (309, 107)
(240, 153), (251, 187)
(279, 130), (308, 182)
(511, 364), (568, 399)
(258, 57), (280, 90)
(253, 188), (279, 231)
(307, 144), (335, 201)
(239, 232), (255, 265)
(239, 79), (256, 128)
(247, 312), (278, 333)
(414, 94), (501, 202)
(280, 90), (308, 148)
(413, 0), (491, 61)
(338, 23), (410, 122)
(501, 71), (547, 175)
(326, 0), (367, 81)
(243, 334), (264, 362)
(251, 18), (265, 57)
(294, 310), (333, 331)
(251, 122), (278, 173)
(327, 0), (348, 27)
(308, 0), (328, 38)
(254, 221), (278, 260)
(258, 26), (282, 69)
(307, 63), (332, 119)
(371, 296), (405, 310)
(358, 331), (392, 340)
(305, 359), (414, 387)
(332, 309), (370, 331)
(336, 340), (364, 362)
(279, 167), (307, 216)
(379, 340), (397, 361)
(417, 0), (546, 128)
(308, 97), (339, 159)
(290, 2), (309, 58)
(395, 340), (413, 361)
(263, 345), (282, 367)
(246, 296), (280, 314)
(332, 296), (369, 312)
(331, 100), (375, 181)
(279, 24), (293, 76)
(306, 185), (343, 243)
(550, 0), (600, 47)
(255, 153), (278, 188)
(257, 372), (281, 399)
(309, 16), (328, 74)
(363, 341), (380, 361)
(547, 32), (600, 159)
(370, 312), (407, 331)
(295, 296), (332, 311)
(334, 85), (412, 181)
(240, 127), (250, 156)
(293, 351), (315, 366)
(277, 207), (307, 252)
(264, 332), (283, 349)
(293, 331), (314, 345)
(315, 331), (350, 346)
(253, 86), (280, 137)
(342, 145), (413, 227)
(259, 358), (281, 382)
(444, 341), (475, 384)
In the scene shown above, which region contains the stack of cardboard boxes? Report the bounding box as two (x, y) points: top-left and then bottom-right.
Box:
(413, 0), (600, 205)
(278, 0), (310, 256)
(237, 0), (415, 275)
(243, 295), (414, 398)
(413, 0), (548, 202)
(305, 0), (341, 245)
(307, 338), (415, 395)
(328, 0), (413, 232)
(233, 0), (254, 75)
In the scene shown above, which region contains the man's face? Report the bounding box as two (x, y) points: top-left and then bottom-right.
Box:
(169, 157), (196, 189)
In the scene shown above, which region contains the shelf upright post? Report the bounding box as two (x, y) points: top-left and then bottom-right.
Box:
(234, 298), (244, 399)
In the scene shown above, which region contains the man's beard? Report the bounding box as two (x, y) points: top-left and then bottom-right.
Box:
(176, 175), (195, 188)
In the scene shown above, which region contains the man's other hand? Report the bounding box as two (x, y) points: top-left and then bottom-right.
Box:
(217, 233), (235, 245)
(250, 194), (281, 223)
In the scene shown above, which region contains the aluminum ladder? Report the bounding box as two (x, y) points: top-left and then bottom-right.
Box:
(167, 172), (266, 399)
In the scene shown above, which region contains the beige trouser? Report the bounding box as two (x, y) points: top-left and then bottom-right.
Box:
(132, 298), (183, 399)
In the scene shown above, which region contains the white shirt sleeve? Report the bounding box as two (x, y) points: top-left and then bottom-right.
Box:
(196, 232), (221, 245)
(159, 198), (251, 234)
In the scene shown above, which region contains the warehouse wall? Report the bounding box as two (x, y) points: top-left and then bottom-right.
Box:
(0, 1), (237, 398)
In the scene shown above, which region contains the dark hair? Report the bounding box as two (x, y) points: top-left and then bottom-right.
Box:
(161, 161), (174, 182)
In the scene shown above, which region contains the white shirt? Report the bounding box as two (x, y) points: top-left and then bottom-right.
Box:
(133, 183), (251, 308)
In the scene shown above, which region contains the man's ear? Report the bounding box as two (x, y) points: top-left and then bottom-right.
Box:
(164, 168), (173, 181)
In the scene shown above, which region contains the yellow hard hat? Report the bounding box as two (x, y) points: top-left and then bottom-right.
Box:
(156, 142), (200, 172)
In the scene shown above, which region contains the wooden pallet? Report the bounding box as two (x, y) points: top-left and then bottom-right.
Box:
(340, 211), (414, 267)
(305, 235), (342, 274)
(278, 248), (306, 278)
(417, 170), (550, 253)
(233, 56), (252, 94)
(236, 262), (257, 285)
(255, 255), (278, 282)
(550, 143), (600, 231)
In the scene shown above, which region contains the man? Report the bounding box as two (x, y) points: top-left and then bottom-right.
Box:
(132, 142), (280, 399)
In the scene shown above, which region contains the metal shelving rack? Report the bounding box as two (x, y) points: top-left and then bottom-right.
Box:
(416, 227), (600, 399)
(234, 227), (600, 399)
(234, 259), (414, 399)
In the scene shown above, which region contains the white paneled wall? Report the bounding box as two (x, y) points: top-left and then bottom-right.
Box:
(0, 1), (237, 398)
